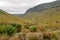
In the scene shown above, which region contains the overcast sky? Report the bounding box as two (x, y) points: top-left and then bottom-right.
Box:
(0, 0), (56, 14)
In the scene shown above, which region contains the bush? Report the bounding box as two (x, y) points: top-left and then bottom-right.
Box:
(29, 26), (37, 32)
(0, 26), (7, 35)
(11, 23), (22, 32)
(6, 25), (16, 36)
(16, 24), (22, 32)
(0, 25), (16, 36)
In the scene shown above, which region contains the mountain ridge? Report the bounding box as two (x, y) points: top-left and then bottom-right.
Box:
(25, 0), (60, 14)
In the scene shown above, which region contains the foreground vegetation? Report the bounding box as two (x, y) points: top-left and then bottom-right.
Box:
(0, 22), (60, 40)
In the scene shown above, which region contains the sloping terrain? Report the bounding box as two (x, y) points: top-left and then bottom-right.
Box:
(21, 0), (60, 25)
(0, 9), (24, 24)
(25, 0), (60, 14)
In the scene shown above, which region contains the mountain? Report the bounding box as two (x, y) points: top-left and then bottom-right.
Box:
(25, 0), (60, 14)
(0, 9), (24, 24)
(22, 0), (60, 24)
(13, 0), (60, 25)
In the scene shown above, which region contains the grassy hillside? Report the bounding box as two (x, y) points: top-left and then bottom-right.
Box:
(0, 9), (24, 24)
(23, 6), (60, 24)
(13, 0), (60, 25)
(22, 0), (60, 26)
(19, 1), (60, 34)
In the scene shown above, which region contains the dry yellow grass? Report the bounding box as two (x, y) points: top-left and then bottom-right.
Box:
(9, 33), (24, 40)
(0, 9), (25, 25)
(0, 35), (10, 40)
(26, 32), (43, 40)
(23, 6), (60, 25)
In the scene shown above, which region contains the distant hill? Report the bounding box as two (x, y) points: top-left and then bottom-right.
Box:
(0, 9), (24, 24)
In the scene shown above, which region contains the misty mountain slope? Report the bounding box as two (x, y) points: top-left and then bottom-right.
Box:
(23, 6), (60, 23)
(25, 0), (60, 14)
(22, 0), (60, 24)
(0, 9), (24, 24)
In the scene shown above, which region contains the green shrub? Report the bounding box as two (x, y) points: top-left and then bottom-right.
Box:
(6, 25), (16, 36)
(11, 23), (22, 32)
(0, 25), (16, 36)
(0, 26), (6, 35)
(29, 26), (37, 32)
(16, 24), (22, 32)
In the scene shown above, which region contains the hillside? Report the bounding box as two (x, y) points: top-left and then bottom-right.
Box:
(25, 0), (60, 14)
(0, 9), (24, 24)
(20, 0), (60, 25)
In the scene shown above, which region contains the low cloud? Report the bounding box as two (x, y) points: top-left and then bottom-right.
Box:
(0, 0), (56, 14)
